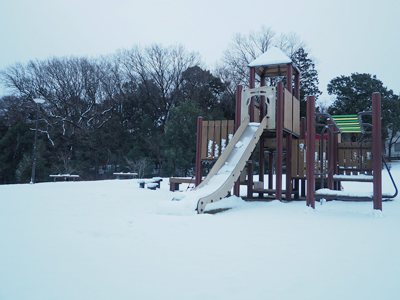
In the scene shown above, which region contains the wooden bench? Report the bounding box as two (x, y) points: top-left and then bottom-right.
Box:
(113, 172), (138, 179)
(49, 174), (80, 182)
(169, 177), (196, 191)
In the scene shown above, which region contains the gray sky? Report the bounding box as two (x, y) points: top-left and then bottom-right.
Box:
(1, 0), (399, 103)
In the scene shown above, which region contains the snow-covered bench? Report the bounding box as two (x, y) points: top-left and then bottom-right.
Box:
(113, 172), (138, 179)
(49, 174), (80, 182)
(137, 177), (163, 189)
(332, 174), (374, 182)
(169, 177), (195, 191)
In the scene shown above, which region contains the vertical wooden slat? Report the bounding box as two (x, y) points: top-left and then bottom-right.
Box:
(338, 143), (345, 175)
(299, 139), (305, 178)
(321, 140), (328, 178)
(286, 133), (293, 201)
(351, 142), (358, 175)
(283, 88), (293, 132)
(207, 121), (215, 159)
(214, 121), (221, 158)
(292, 96), (300, 136)
(221, 120), (228, 153)
(315, 140), (321, 176)
(292, 139), (298, 178)
(201, 121), (208, 160)
(254, 104), (260, 123)
(228, 120), (234, 143)
(344, 142), (351, 175)
(365, 142), (373, 174)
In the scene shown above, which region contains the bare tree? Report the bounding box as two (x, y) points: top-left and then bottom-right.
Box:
(219, 26), (307, 88)
(118, 44), (201, 127)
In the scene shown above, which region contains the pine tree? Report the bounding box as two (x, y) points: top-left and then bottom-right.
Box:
(291, 47), (322, 117)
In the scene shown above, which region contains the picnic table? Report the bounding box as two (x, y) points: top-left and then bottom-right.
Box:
(49, 174), (80, 182)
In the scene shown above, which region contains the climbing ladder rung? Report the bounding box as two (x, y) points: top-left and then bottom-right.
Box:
(331, 115), (362, 133)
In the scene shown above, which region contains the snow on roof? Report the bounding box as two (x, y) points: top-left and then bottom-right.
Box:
(248, 47), (292, 67)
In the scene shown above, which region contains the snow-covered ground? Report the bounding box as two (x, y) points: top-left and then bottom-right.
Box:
(1, 163), (400, 300)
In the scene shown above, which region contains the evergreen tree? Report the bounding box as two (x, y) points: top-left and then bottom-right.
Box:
(327, 73), (400, 158)
(163, 100), (203, 177)
(291, 47), (322, 117)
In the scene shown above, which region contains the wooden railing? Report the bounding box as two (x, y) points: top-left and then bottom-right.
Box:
(201, 120), (235, 160)
(291, 140), (374, 179)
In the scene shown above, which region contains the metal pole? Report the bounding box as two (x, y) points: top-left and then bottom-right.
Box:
(30, 103), (40, 184)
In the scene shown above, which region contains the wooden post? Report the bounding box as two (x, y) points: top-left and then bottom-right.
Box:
(259, 76), (265, 193)
(306, 96), (315, 208)
(372, 92), (382, 210)
(294, 73), (300, 100)
(247, 160), (253, 199)
(276, 82), (284, 201)
(332, 124), (339, 190)
(268, 151), (274, 191)
(300, 117), (306, 197)
(195, 116), (204, 186)
(234, 85), (242, 197)
(249, 67), (255, 122)
(327, 119), (334, 190)
(246, 67), (256, 198)
(286, 63), (293, 93)
(286, 133), (292, 200)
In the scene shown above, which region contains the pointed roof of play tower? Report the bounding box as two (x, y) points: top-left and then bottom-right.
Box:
(248, 47), (300, 77)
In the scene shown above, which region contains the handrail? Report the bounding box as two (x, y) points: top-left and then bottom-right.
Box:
(381, 154), (398, 199)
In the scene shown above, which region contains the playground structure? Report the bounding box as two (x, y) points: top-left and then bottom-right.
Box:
(179, 47), (396, 213)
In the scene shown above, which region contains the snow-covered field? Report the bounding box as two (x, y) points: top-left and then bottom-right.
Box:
(1, 163), (400, 300)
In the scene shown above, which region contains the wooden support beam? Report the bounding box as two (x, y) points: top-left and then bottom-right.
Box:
(306, 96), (315, 208)
(276, 82), (284, 201)
(294, 73), (300, 100)
(249, 67), (255, 122)
(234, 85), (242, 197)
(372, 92), (382, 210)
(286, 133), (292, 201)
(259, 76), (265, 188)
(327, 119), (334, 190)
(268, 151), (274, 191)
(286, 63), (293, 93)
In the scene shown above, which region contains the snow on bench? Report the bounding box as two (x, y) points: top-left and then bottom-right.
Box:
(315, 188), (393, 201)
(169, 177), (195, 191)
(137, 177), (163, 189)
(49, 174), (80, 182)
(332, 174), (374, 182)
(113, 172), (138, 179)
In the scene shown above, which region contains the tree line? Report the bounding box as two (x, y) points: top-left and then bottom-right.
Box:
(0, 27), (398, 184)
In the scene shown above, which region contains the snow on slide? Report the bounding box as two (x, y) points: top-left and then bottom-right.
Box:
(157, 116), (267, 215)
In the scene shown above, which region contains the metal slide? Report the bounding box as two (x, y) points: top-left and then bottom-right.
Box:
(192, 115), (268, 213)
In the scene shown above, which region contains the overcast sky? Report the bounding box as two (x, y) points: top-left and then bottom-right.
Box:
(1, 0), (398, 103)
